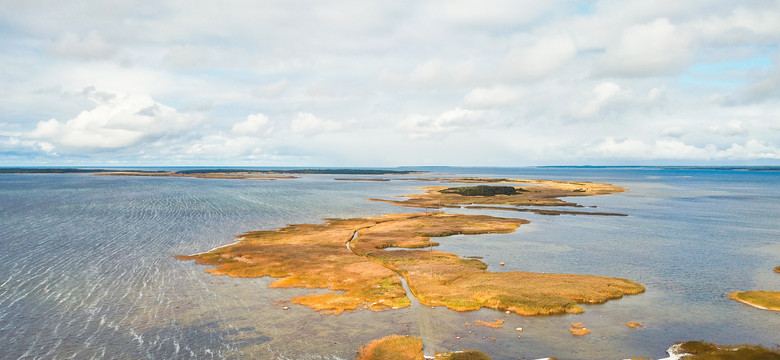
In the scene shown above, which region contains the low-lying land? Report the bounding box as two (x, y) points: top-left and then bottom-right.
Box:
(178, 212), (644, 315)
(368, 179), (627, 209)
(355, 335), (423, 360)
(355, 335), (491, 360)
(727, 291), (780, 311)
(665, 341), (780, 359)
(356, 338), (780, 360)
(97, 171), (299, 180)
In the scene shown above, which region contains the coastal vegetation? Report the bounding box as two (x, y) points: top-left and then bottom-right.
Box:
(727, 291), (780, 311)
(355, 335), (423, 360)
(369, 178), (627, 209)
(178, 212), (644, 315)
(354, 335), (492, 360)
(671, 341), (780, 359)
(439, 185), (522, 196)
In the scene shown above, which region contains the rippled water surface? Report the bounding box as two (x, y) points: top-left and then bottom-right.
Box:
(0, 168), (778, 359)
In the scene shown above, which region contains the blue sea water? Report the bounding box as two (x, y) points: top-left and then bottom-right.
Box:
(0, 168), (777, 359)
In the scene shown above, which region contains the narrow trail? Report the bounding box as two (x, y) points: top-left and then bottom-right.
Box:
(345, 230), (437, 357)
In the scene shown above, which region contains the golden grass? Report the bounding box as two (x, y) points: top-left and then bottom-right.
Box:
(367, 178), (627, 210)
(570, 327), (591, 336)
(349, 213), (644, 315)
(356, 335), (423, 360)
(728, 291), (780, 311)
(178, 212), (644, 315)
(473, 319), (504, 328)
(675, 341), (780, 359)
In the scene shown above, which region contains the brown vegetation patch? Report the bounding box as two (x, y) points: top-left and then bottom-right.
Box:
(356, 335), (423, 360)
(675, 341), (780, 359)
(570, 327), (591, 336)
(473, 319), (504, 328)
(435, 350), (493, 360)
(349, 213), (644, 315)
(178, 211), (644, 315)
(367, 178), (627, 210)
(465, 205), (627, 216)
(728, 291), (780, 311)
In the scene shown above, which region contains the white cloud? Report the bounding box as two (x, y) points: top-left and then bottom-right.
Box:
(587, 137), (780, 160)
(464, 86), (525, 108)
(660, 127), (685, 138)
(504, 35), (577, 79)
(708, 120), (748, 136)
(578, 82), (632, 117)
(397, 108), (486, 139)
(232, 113), (271, 136)
(48, 31), (115, 60)
(599, 18), (694, 77)
(290, 113), (341, 135)
(3, 1), (780, 165)
(28, 89), (202, 151)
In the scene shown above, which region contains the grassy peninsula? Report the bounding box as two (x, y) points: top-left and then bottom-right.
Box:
(727, 291), (780, 311)
(178, 212), (643, 315)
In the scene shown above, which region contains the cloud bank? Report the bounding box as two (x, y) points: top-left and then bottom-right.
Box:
(1, 0), (779, 166)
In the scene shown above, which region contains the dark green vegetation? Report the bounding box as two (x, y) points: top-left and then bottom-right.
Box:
(0, 168), (162, 174)
(676, 341), (780, 359)
(435, 350), (492, 360)
(439, 185), (524, 196)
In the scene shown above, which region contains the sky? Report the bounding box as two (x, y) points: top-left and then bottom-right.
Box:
(1, 0), (780, 167)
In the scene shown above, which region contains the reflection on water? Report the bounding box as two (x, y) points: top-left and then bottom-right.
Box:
(0, 169), (778, 359)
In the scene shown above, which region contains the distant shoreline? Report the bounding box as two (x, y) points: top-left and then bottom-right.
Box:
(0, 168), (423, 176)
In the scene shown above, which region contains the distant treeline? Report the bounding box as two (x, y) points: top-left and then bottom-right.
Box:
(0, 168), (126, 174)
(440, 185), (526, 196)
(0, 168), (419, 175)
(174, 169), (417, 175)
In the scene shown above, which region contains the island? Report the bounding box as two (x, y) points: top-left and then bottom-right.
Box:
(367, 179), (628, 213)
(727, 266), (780, 311)
(178, 179), (644, 316)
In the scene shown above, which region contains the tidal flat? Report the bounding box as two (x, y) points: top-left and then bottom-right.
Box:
(1, 167), (778, 359)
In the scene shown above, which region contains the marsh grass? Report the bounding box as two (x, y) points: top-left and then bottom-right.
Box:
(355, 335), (423, 360)
(368, 178), (627, 209)
(728, 291), (780, 311)
(676, 341), (780, 359)
(434, 350), (492, 360)
(473, 319), (504, 328)
(178, 212), (643, 315)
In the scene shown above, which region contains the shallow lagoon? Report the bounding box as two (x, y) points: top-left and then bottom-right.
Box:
(0, 168), (778, 359)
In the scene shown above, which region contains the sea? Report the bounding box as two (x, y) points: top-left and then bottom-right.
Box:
(0, 167), (778, 360)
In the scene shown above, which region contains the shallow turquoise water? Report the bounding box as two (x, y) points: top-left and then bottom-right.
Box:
(0, 168), (777, 359)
